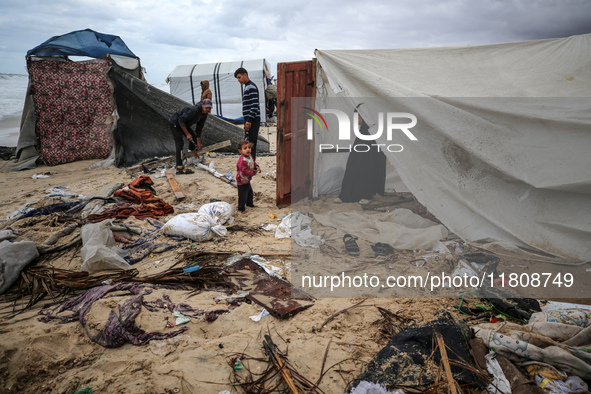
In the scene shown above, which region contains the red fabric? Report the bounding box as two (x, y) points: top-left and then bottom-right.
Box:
(28, 58), (115, 166)
(86, 176), (174, 223)
(114, 176), (162, 204)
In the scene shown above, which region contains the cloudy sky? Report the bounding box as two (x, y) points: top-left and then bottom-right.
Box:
(1, 0), (591, 86)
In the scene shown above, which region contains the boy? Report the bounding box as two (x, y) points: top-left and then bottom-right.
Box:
(236, 140), (260, 213)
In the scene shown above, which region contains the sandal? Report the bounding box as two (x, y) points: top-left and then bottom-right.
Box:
(176, 167), (194, 174)
(343, 234), (360, 256)
(371, 242), (393, 257)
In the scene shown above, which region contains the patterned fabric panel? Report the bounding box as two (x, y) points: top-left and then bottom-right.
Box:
(28, 59), (115, 166)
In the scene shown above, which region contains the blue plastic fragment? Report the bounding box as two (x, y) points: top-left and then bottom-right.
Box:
(183, 265), (200, 273)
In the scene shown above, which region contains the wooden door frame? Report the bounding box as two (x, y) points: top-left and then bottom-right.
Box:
(275, 59), (316, 208)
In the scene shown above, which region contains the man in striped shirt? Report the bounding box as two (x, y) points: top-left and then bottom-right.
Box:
(234, 67), (260, 161)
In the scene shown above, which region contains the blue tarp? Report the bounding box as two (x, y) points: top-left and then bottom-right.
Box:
(27, 29), (138, 59)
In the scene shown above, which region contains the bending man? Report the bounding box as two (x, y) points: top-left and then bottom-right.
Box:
(168, 99), (212, 174)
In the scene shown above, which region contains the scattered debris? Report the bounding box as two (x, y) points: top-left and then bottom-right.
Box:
(228, 334), (322, 393)
(225, 258), (313, 319)
(196, 162), (237, 188)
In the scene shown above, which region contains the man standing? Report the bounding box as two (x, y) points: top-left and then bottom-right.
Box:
(168, 99), (212, 174)
(234, 67), (260, 161)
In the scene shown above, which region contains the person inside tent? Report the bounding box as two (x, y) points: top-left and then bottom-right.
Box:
(200, 80), (212, 101)
(168, 99), (212, 174)
(338, 113), (387, 202)
(265, 76), (277, 119)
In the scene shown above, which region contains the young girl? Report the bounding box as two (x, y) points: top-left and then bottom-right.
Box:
(236, 140), (260, 213)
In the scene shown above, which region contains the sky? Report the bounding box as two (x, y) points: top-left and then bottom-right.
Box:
(1, 0), (591, 87)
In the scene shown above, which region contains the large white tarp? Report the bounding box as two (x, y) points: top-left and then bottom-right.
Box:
(313, 34), (591, 261)
(168, 59), (271, 121)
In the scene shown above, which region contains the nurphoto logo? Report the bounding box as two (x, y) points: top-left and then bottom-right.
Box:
(304, 108), (418, 153)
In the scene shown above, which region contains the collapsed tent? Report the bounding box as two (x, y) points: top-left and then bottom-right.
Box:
(309, 34), (591, 261)
(168, 59), (271, 121)
(8, 29), (267, 171)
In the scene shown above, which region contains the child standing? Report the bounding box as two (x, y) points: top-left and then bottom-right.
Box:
(236, 140), (260, 213)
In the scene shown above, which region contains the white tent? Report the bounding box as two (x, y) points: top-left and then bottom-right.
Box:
(168, 59), (271, 121)
(310, 34), (591, 261)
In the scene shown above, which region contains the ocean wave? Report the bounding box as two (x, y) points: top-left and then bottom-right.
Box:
(0, 73), (28, 81)
(0, 73), (28, 120)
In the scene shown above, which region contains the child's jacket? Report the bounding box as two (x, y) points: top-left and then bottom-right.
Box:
(236, 155), (259, 185)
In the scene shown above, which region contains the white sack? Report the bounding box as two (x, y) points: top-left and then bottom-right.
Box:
(198, 201), (235, 226)
(162, 212), (227, 242)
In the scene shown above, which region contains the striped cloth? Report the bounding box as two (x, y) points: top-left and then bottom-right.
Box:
(242, 80), (260, 123)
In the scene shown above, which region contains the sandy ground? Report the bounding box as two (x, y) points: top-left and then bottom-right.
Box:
(0, 126), (588, 393)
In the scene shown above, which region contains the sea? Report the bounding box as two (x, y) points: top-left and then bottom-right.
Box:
(0, 73), (169, 147)
(0, 73), (28, 146)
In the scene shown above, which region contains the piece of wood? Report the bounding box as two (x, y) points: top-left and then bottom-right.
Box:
(435, 329), (458, 394)
(263, 335), (300, 394)
(126, 141), (233, 174)
(166, 172), (185, 200)
(197, 140), (231, 155)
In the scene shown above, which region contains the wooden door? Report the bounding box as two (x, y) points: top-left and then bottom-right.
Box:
(276, 59), (316, 207)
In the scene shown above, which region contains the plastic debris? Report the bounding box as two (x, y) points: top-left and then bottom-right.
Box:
(45, 186), (86, 199)
(226, 252), (252, 266)
(32, 173), (50, 179)
(225, 171), (235, 182)
(216, 290), (250, 301)
(183, 265), (200, 273)
(534, 375), (588, 393)
(250, 255), (283, 279)
(484, 351), (512, 393)
(172, 311), (191, 326)
(261, 224), (278, 232)
(249, 308), (269, 322)
(73, 387), (94, 394)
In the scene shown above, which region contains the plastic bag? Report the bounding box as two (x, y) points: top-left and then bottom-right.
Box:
(80, 220), (130, 273)
(275, 213), (292, 239)
(275, 212), (324, 247)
